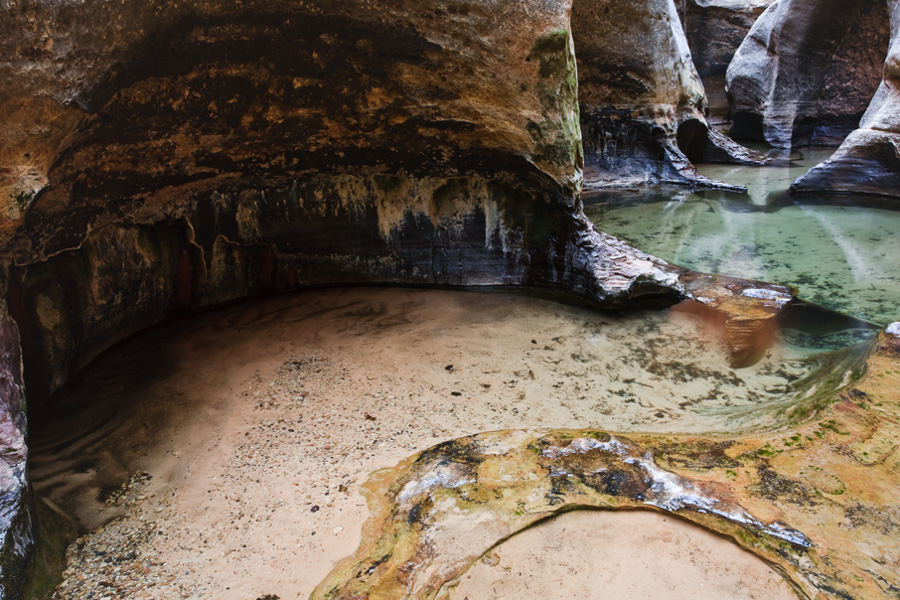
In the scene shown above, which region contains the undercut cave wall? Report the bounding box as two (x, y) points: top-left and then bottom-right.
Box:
(0, 3), (700, 593)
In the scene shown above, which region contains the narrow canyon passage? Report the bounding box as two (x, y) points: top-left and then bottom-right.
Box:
(27, 287), (840, 599)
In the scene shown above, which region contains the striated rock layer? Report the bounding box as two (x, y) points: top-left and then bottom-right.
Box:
(793, 0), (900, 198)
(727, 0), (889, 148)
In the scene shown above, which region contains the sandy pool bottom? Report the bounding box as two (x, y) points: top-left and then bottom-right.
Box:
(30, 287), (807, 599)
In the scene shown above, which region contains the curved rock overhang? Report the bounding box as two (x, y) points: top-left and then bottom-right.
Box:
(0, 1), (800, 597)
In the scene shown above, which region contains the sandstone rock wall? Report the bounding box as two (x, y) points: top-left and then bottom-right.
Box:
(792, 0), (900, 197)
(679, 0), (775, 116)
(726, 0), (889, 148)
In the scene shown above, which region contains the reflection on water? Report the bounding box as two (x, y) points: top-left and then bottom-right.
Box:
(584, 148), (900, 326)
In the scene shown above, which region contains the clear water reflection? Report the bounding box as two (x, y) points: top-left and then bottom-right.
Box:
(584, 148), (900, 326)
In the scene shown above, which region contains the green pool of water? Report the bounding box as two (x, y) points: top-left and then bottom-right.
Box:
(584, 148), (900, 326)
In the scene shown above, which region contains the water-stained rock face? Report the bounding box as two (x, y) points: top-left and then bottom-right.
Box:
(572, 0), (764, 190)
(792, 0), (900, 198)
(726, 0), (889, 148)
(1, 0), (594, 406)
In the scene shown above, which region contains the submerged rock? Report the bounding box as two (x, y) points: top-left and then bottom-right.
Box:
(727, 0), (889, 148)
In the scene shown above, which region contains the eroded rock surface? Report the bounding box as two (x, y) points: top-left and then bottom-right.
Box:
(727, 0), (889, 148)
(793, 0), (900, 198)
(0, 310), (30, 600)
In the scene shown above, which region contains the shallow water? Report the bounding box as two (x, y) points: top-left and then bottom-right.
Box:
(28, 289), (866, 598)
(584, 148), (900, 326)
(31, 288), (858, 524)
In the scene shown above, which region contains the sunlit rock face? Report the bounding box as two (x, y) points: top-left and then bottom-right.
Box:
(573, 0), (762, 191)
(726, 0), (889, 148)
(793, 0), (900, 198)
(679, 0), (775, 112)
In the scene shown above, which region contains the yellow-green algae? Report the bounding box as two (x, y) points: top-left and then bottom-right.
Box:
(311, 331), (900, 600)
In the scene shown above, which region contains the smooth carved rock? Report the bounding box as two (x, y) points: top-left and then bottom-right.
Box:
(727, 0), (889, 149)
(573, 0), (765, 191)
(312, 333), (900, 600)
(679, 0), (775, 115)
(793, 0), (900, 198)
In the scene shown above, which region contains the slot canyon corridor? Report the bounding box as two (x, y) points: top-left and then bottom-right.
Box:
(2, 1), (900, 599)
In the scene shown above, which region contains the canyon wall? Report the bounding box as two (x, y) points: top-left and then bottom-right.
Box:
(726, 0), (889, 148)
(573, 0), (763, 191)
(679, 0), (775, 114)
(793, 0), (900, 197)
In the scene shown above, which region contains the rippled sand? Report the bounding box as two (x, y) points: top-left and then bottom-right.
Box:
(30, 288), (810, 599)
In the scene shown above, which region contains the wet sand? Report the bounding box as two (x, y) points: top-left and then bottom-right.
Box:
(29, 288), (808, 599)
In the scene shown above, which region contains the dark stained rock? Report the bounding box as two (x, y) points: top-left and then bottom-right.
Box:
(573, 0), (765, 191)
(792, 2), (900, 198)
(726, 0), (889, 149)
